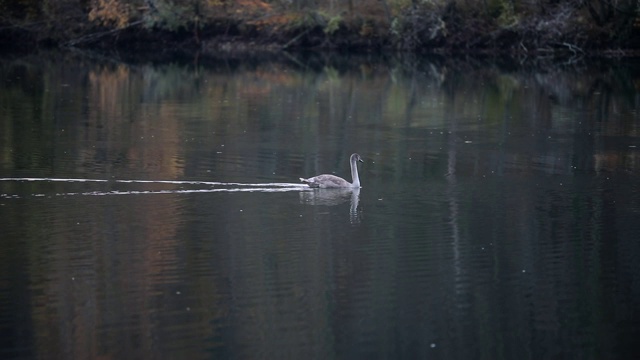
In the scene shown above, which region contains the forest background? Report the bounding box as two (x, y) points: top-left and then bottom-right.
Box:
(1, 0), (640, 54)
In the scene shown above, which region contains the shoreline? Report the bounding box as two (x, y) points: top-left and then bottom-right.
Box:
(2, 2), (640, 58)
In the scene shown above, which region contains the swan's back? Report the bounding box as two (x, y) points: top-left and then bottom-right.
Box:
(299, 174), (351, 188)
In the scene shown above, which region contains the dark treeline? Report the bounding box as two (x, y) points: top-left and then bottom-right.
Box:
(1, 0), (640, 54)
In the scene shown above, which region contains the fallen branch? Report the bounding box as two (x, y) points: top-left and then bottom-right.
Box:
(65, 20), (144, 47)
(281, 28), (311, 50)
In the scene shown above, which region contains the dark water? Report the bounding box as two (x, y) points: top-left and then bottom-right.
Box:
(1, 52), (640, 359)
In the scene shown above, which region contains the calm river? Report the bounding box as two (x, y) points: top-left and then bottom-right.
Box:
(1, 52), (639, 359)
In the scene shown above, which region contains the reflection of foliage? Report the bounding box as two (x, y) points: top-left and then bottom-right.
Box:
(2, 54), (640, 179)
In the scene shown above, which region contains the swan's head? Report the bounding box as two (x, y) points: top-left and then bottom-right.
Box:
(351, 153), (364, 163)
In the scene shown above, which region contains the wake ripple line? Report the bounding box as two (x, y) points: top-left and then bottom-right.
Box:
(0, 177), (306, 188)
(1, 187), (311, 198)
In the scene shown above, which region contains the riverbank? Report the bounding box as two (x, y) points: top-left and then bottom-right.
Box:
(1, 0), (640, 56)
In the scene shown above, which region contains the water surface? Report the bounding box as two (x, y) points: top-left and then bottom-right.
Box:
(1, 52), (639, 359)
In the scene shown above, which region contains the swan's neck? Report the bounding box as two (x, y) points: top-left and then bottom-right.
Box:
(350, 158), (360, 187)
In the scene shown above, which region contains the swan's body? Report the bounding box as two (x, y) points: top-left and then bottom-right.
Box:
(300, 153), (363, 188)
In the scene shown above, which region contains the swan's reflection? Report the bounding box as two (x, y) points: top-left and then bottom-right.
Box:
(299, 187), (361, 224)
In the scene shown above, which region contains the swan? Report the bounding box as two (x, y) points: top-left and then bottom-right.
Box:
(300, 153), (363, 188)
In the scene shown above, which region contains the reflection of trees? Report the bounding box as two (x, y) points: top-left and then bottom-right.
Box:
(0, 54), (198, 358)
(4, 53), (639, 178)
(410, 59), (640, 358)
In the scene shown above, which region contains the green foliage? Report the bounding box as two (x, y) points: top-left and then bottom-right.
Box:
(495, 0), (518, 28)
(389, 1), (446, 50)
(324, 14), (342, 35)
(143, 0), (190, 30)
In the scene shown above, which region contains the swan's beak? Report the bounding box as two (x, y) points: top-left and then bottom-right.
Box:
(358, 159), (364, 163)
